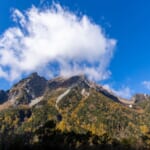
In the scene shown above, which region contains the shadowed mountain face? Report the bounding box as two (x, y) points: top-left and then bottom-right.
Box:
(0, 73), (150, 149)
(0, 73), (48, 105)
(0, 90), (8, 104)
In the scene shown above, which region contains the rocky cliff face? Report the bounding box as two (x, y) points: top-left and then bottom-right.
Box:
(0, 73), (48, 105)
(132, 93), (150, 103)
(48, 75), (90, 89)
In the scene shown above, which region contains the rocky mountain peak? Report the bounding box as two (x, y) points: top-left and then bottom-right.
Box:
(28, 72), (39, 79)
(48, 74), (90, 89)
(132, 93), (150, 103)
(8, 72), (48, 105)
(62, 74), (89, 87)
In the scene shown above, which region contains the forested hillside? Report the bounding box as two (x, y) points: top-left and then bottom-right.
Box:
(0, 73), (150, 149)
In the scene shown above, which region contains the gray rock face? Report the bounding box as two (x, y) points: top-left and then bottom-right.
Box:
(8, 72), (48, 105)
(48, 75), (90, 89)
(132, 94), (150, 103)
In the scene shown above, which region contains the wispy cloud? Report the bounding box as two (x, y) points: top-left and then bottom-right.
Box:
(103, 84), (132, 99)
(0, 3), (116, 81)
(142, 81), (150, 90)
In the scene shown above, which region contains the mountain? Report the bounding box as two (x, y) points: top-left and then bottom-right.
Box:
(0, 73), (150, 149)
(132, 93), (150, 103)
(0, 73), (121, 107)
(8, 72), (47, 105)
(0, 90), (7, 104)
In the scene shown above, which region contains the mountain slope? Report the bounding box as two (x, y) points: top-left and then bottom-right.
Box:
(0, 73), (150, 149)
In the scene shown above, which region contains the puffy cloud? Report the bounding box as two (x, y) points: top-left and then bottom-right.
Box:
(0, 3), (116, 81)
(103, 84), (132, 99)
(142, 81), (150, 90)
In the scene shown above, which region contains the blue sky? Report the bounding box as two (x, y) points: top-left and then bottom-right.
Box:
(0, 0), (150, 98)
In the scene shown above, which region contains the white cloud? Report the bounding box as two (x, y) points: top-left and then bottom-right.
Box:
(12, 9), (26, 26)
(142, 81), (150, 90)
(103, 84), (132, 99)
(0, 3), (116, 81)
